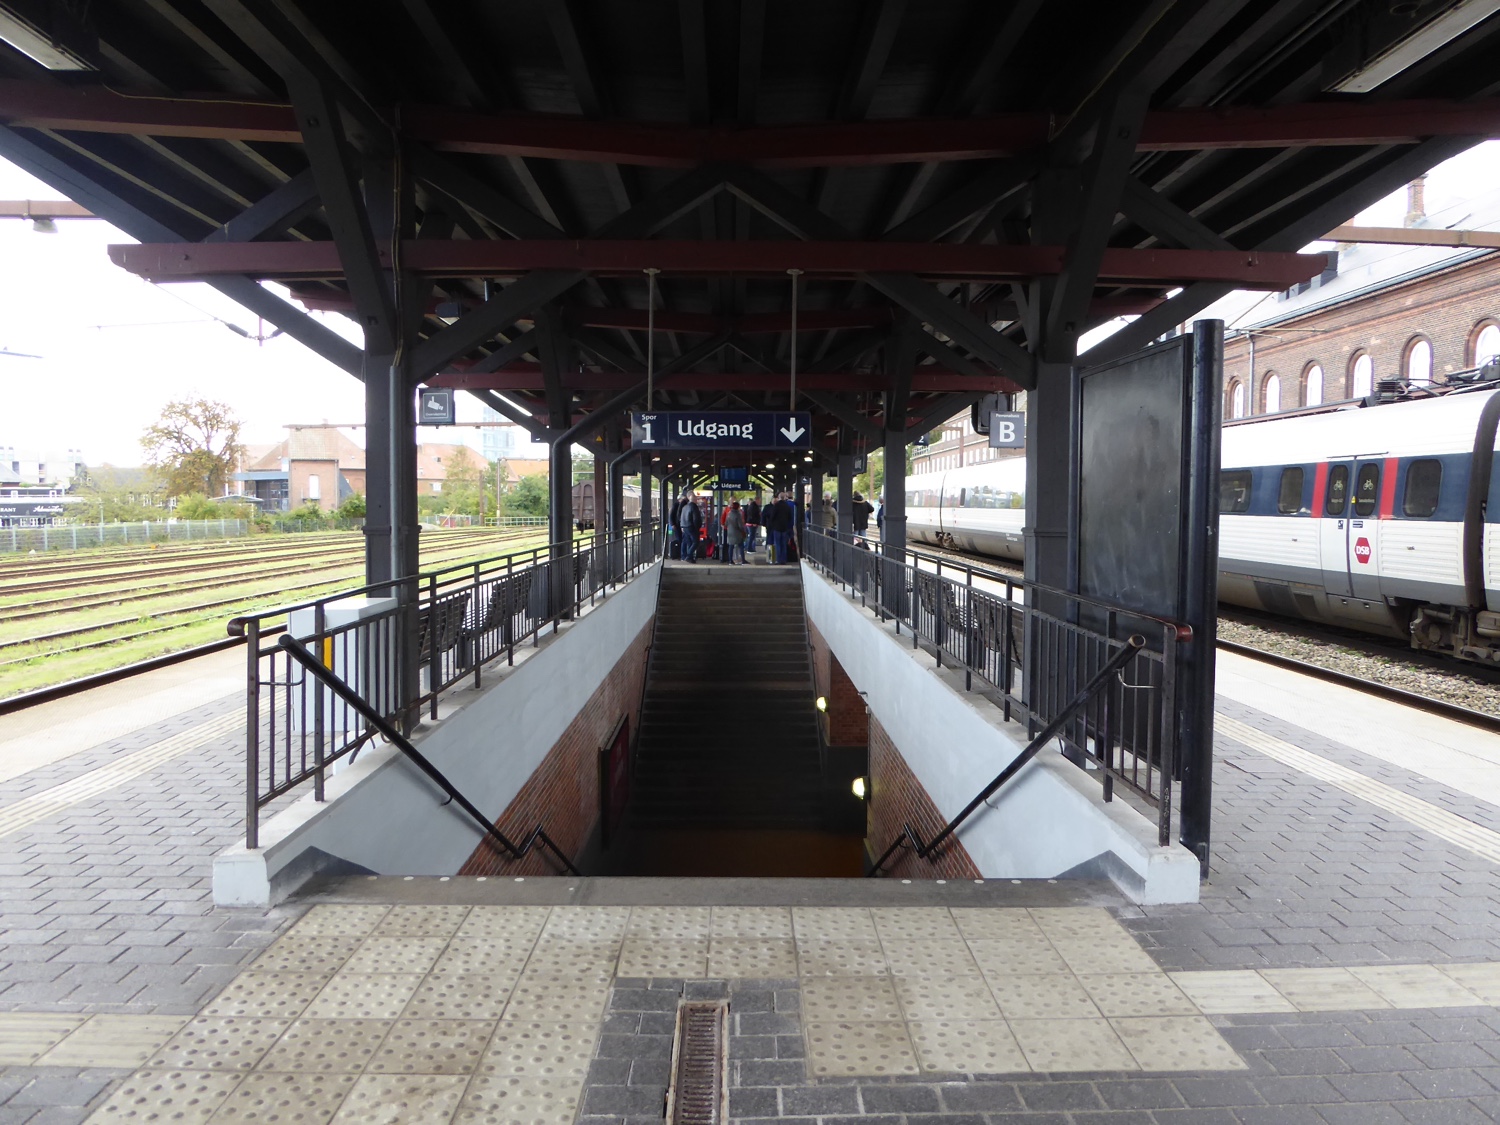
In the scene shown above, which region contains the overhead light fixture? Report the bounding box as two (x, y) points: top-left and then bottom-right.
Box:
(30, 217), (56, 234)
(803, 454), (813, 462)
(0, 11), (93, 70)
(765, 462), (775, 469)
(1331, 0), (1500, 92)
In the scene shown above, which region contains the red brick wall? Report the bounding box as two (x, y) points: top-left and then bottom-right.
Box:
(1223, 252), (1500, 413)
(807, 620), (867, 748)
(868, 716), (980, 879)
(458, 620), (652, 876)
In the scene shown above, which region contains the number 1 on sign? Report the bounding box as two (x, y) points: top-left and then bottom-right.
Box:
(639, 422), (654, 444)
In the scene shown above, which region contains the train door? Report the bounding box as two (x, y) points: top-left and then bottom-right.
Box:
(1319, 461), (1354, 596)
(1346, 459), (1384, 601)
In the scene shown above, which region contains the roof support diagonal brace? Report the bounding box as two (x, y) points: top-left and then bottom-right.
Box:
(864, 273), (1035, 389)
(410, 270), (585, 378)
(1118, 176), (1234, 251)
(203, 168), (317, 242)
(804, 390), (882, 441)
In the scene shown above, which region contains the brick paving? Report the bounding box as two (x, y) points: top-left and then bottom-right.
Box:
(0, 680), (1497, 1121)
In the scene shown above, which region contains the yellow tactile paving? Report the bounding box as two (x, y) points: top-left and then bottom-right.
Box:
(29, 902), (1500, 1125)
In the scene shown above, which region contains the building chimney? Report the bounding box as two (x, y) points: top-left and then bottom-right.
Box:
(1404, 175), (1427, 227)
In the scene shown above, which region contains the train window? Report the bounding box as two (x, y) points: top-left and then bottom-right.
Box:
(1277, 467), (1305, 514)
(1325, 465), (1348, 515)
(1353, 463), (1380, 517)
(1220, 470), (1252, 513)
(906, 491), (919, 507)
(1403, 459), (1442, 517)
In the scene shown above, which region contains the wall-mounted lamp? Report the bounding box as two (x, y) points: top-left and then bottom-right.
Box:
(815, 696), (827, 712)
(851, 776), (868, 800)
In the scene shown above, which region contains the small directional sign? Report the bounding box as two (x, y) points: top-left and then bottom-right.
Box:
(631, 411), (812, 450)
(988, 411), (1025, 449)
(419, 387), (456, 426)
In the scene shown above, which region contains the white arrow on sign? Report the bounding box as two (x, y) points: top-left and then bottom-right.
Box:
(780, 418), (805, 442)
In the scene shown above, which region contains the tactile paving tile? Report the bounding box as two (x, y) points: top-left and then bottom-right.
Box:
(967, 937), (1070, 977)
(1028, 907), (1124, 941)
(1167, 970), (1296, 1014)
(431, 936), (534, 977)
(306, 973), (425, 1020)
(343, 936), (449, 975)
(541, 906), (629, 941)
(800, 977), (903, 1022)
(1048, 937), (1160, 975)
(796, 939), (888, 977)
(209, 1070), (358, 1122)
(256, 1018), (394, 1073)
(881, 939), (980, 978)
(870, 907), (961, 941)
(1077, 973), (1198, 1018)
(250, 934), (362, 976)
(792, 907), (877, 940)
(1258, 967), (1391, 1011)
(1437, 961), (1500, 1004)
(710, 906), (793, 938)
(892, 975), (1001, 1020)
(146, 1017), (292, 1071)
(373, 904), (471, 939)
(505, 975), (612, 1022)
(332, 1073), (469, 1124)
(290, 904), (390, 938)
(707, 938), (798, 978)
(477, 1021), (597, 1077)
(951, 908), (1049, 942)
(82, 1069), (242, 1123)
(1009, 1017), (1137, 1072)
(987, 973), (1102, 1020)
(617, 937), (708, 978)
(626, 905), (711, 938)
(369, 1018), (496, 1074)
(1113, 1016), (1247, 1071)
(38, 1015), (186, 1068)
(402, 973), (515, 1021)
(457, 1074), (585, 1125)
(523, 940), (621, 977)
(1348, 964), (1486, 1008)
(202, 972), (331, 1019)
(908, 1019), (1029, 1074)
(0, 1013), (85, 1065)
(456, 905), (551, 940)
(804, 1020), (919, 1076)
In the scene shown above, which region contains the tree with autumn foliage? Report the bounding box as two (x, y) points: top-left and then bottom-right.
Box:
(140, 398), (244, 499)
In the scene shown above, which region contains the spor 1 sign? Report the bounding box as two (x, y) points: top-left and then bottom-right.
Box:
(631, 411), (812, 450)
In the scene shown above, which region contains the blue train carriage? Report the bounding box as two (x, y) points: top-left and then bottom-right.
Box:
(1219, 386), (1500, 662)
(905, 457), (1027, 562)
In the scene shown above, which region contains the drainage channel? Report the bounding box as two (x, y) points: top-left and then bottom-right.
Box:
(666, 1000), (729, 1125)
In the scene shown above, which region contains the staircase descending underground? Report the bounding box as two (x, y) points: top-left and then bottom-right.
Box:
(630, 564), (825, 831)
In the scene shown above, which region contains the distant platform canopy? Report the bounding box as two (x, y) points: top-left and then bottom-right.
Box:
(2, 0), (1499, 448)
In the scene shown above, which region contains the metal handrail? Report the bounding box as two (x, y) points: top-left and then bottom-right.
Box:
(278, 634), (582, 876)
(868, 634), (1146, 876)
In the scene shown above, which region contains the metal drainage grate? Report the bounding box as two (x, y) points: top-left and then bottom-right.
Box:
(665, 1000), (728, 1125)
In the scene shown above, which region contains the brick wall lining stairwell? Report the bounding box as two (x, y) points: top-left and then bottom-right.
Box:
(806, 620), (867, 748)
(868, 715), (981, 880)
(457, 620), (653, 876)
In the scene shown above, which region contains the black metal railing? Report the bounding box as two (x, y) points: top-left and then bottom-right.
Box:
(228, 526), (659, 849)
(868, 635), (1145, 875)
(801, 526), (1187, 847)
(278, 634), (581, 875)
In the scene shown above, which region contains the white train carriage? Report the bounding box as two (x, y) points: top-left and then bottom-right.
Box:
(904, 385), (1500, 664)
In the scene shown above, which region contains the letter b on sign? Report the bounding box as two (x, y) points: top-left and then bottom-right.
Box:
(988, 411), (1025, 449)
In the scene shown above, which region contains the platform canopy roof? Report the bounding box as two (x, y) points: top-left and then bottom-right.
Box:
(3, 0), (1499, 454)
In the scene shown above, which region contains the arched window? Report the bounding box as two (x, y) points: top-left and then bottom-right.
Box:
(1263, 373), (1281, 414)
(1473, 321), (1500, 367)
(1230, 381), (1246, 419)
(1405, 337), (1432, 386)
(1304, 364), (1324, 407)
(1351, 352), (1374, 398)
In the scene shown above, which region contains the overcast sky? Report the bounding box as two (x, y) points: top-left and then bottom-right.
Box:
(5, 141), (1500, 465)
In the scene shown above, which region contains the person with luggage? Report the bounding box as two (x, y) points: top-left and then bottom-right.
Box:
(767, 491), (795, 564)
(723, 499), (747, 564)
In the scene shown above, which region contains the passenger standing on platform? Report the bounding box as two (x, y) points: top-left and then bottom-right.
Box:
(723, 500), (747, 564)
(668, 495), (683, 553)
(851, 492), (874, 547)
(679, 495), (702, 562)
(744, 497), (761, 553)
(767, 492), (794, 564)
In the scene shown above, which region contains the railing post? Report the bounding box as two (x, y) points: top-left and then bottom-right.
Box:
(473, 561), (483, 690)
(245, 618), (261, 850)
(313, 602), (326, 801)
(427, 572), (440, 720)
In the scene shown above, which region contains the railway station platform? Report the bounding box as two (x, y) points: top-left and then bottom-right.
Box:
(2, 557), (1500, 1123)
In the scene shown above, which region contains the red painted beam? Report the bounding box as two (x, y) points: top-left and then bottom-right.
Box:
(112, 239), (1326, 289)
(7, 80), (1500, 163)
(426, 370), (1022, 393)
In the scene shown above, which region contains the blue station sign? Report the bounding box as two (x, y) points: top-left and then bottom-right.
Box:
(630, 411), (812, 450)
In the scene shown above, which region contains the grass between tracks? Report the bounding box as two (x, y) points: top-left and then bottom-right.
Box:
(0, 526), (562, 701)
